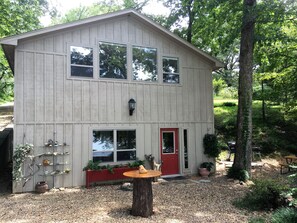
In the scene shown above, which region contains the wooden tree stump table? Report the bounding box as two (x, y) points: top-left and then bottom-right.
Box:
(123, 170), (161, 217)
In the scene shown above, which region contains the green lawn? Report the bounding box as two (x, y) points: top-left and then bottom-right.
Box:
(214, 99), (297, 156)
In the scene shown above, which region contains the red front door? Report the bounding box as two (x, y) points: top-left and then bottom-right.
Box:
(160, 128), (179, 175)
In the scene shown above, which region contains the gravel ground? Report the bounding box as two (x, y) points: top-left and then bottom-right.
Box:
(0, 174), (272, 223)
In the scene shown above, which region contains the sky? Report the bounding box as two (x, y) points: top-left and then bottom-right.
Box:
(41, 0), (170, 26)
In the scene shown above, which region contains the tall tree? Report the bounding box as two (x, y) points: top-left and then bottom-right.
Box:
(0, 0), (51, 102)
(52, 0), (149, 24)
(233, 0), (257, 174)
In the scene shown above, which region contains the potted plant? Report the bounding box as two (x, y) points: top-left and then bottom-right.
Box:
(198, 162), (214, 177)
(84, 159), (144, 188)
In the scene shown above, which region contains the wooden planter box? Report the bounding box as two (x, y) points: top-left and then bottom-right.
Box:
(86, 167), (138, 188)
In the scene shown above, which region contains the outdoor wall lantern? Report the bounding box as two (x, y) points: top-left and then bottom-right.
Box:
(128, 98), (136, 116)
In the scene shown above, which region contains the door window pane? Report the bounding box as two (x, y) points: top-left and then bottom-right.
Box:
(162, 132), (174, 154)
(99, 42), (127, 79)
(132, 46), (157, 82)
(184, 130), (188, 169)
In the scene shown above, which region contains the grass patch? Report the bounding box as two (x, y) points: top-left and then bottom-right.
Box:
(214, 99), (297, 155)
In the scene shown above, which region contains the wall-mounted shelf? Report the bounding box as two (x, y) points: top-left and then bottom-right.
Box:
(38, 137), (71, 189)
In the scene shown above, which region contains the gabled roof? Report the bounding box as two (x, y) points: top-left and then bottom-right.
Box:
(0, 9), (224, 73)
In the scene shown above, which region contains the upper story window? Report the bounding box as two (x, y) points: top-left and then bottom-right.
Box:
(70, 46), (93, 78)
(99, 42), (127, 79)
(132, 46), (157, 82)
(163, 57), (179, 84)
(92, 130), (136, 163)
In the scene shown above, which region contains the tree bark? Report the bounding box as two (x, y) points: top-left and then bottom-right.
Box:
(186, 0), (194, 43)
(261, 80), (266, 122)
(131, 178), (153, 217)
(233, 0), (257, 174)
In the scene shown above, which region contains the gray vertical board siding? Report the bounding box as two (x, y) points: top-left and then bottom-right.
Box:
(24, 52), (35, 122)
(13, 15), (215, 191)
(82, 81), (91, 122)
(55, 55), (65, 122)
(35, 53), (45, 122)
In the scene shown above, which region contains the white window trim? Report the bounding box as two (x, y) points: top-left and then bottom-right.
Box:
(132, 45), (158, 83)
(98, 41), (128, 80)
(162, 56), (180, 85)
(67, 43), (96, 79)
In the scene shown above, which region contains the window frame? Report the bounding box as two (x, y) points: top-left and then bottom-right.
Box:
(68, 44), (95, 79)
(91, 128), (137, 164)
(132, 45), (158, 83)
(98, 41), (128, 80)
(162, 56), (180, 84)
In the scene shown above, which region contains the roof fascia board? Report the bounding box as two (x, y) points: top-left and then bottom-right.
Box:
(0, 9), (134, 46)
(0, 9), (223, 69)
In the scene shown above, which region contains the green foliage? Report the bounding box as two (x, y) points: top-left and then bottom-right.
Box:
(248, 217), (266, 223)
(0, 0), (51, 102)
(222, 102), (236, 107)
(83, 159), (144, 172)
(200, 162), (214, 171)
(234, 179), (288, 211)
(12, 143), (34, 182)
(271, 208), (297, 223)
(219, 87), (238, 99)
(83, 160), (102, 171)
(215, 100), (297, 155)
(52, 0), (148, 24)
(213, 78), (227, 96)
(203, 134), (220, 158)
(227, 167), (249, 182)
(128, 159), (144, 168)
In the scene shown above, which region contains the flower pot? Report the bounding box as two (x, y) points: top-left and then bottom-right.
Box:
(198, 168), (210, 177)
(35, 181), (48, 193)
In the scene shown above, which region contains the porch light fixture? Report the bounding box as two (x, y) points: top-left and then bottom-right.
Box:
(128, 98), (136, 116)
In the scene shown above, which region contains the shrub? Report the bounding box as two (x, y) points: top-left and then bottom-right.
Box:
(234, 179), (288, 211)
(271, 208), (297, 223)
(83, 160), (102, 171)
(222, 102), (236, 107)
(203, 134), (220, 158)
(248, 217), (265, 223)
(227, 167), (249, 182)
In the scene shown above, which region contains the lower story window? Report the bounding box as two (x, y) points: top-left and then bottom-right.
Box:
(92, 130), (136, 163)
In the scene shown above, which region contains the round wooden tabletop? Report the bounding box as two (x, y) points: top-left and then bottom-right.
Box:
(123, 170), (161, 179)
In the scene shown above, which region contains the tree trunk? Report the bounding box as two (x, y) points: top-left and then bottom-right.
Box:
(186, 0), (194, 43)
(233, 0), (256, 174)
(131, 178), (153, 217)
(261, 80), (266, 122)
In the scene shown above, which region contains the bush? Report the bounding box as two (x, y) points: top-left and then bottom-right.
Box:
(234, 179), (288, 211)
(227, 167), (249, 182)
(222, 102), (236, 107)
(203, 134), (220, 158)
(271, 208), (297, 223)
(248, 217), (265, 223)
(220, 87), (238, 99)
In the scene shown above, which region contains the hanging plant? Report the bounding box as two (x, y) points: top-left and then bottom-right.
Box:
(203, 134), (220, 158)
(12, 143), (34, 182)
